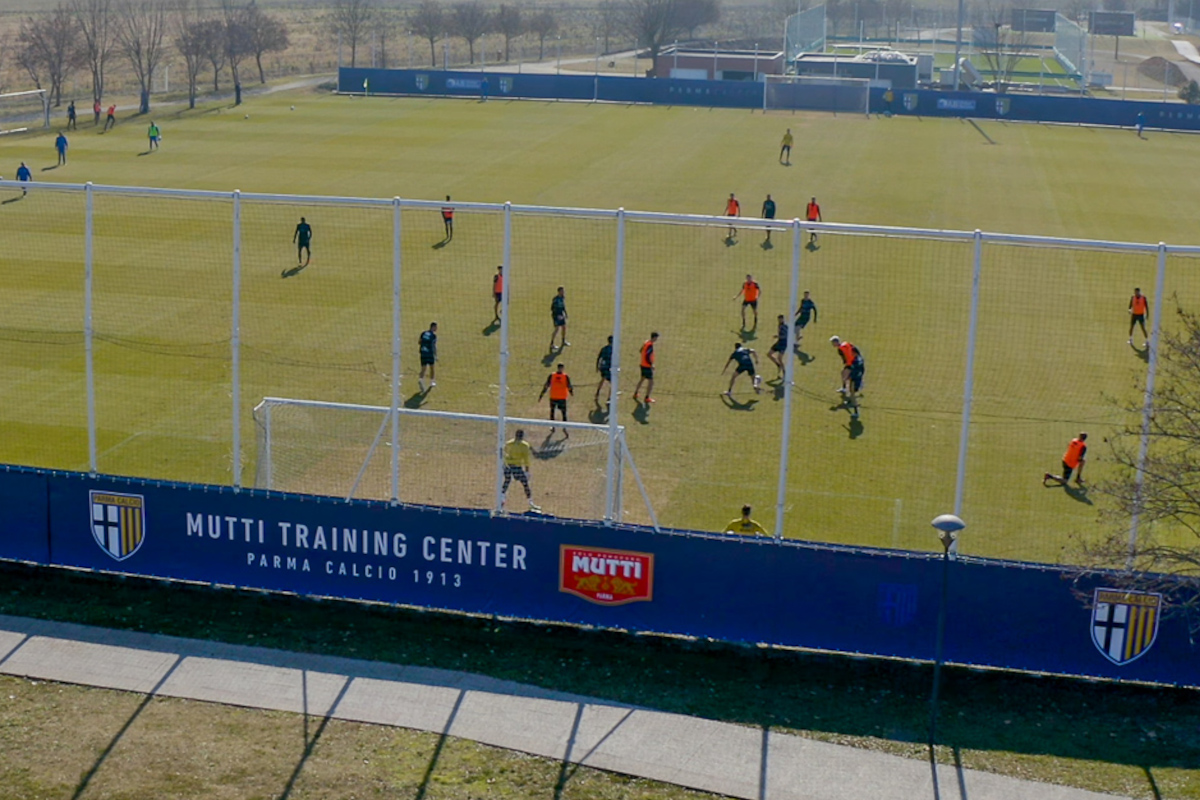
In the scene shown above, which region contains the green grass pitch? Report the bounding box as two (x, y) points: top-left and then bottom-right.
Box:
(2, 90), (1200, 563)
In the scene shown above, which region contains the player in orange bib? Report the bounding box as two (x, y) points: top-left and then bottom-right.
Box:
(724, 193), (741, 240)
(805, 197), (822, 245)
(538, 363), (575, 438)
(1044, 433), (1087, 488)
(441, 195), (454, 242)
(733, 274), (761, 330)
(491, 266), (504, 323)
(1129, 287), (1149, 348)
(632, 331), (659, 405)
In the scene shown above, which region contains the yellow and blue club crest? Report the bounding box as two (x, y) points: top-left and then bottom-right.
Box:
(90, 491), (146, 561)
(1091, 587), (1161, 666)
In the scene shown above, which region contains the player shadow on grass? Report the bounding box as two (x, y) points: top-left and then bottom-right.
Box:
(136, 150), (153, 157)
(737, 328), (757, 343)
(794, 348), (814, 365)
(631, 402), (651, 425)
(1131, 342), (1150, 363)
(1, 195), (24, 204)
(432, 238), (449, 250)
(721, 395), (758, 411)
(769, 378), (786, 401)
(1047, 482), (1093, 505)
(805, 240), (820, 252)
(404, 389), (429, 408)
(588, 404), (609, 425)
(41, 165), (59, 172)
(847, 417), (864, 439)
(481, 320), (500, 336)
(724, 236), (738, 247)
(281, 264), (308, 279)
(535, 432), (568, 459)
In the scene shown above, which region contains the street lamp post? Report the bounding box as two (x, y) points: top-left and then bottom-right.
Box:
(928, 513), (965, 752)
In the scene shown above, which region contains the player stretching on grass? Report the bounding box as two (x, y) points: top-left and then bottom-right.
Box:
(723, 342), (762, 398)
(761, 194), (776, 245)
(293, 217), (312, 267)
(549, 287), (569, 350)
(779, 129), (793, 165)
(734, 274), (761, 330)
(418, 322), (438, 392)
(441, 196), (454, 242)
(1129, 287), (1149, 347)
(492, 266), (503, 322)
(794, 291), (818, 346)
(632, 332), (658, 405)
(539, 363), (575, 438)
(768, 315), (789, 377)
(830, 336), (863, 420)
(595, 335), (613, 405)
(725, 193), (741, 240)
(805, 197), (822, 245)
(1043, 433), (1087, 488)
(501, 429), (540, 512)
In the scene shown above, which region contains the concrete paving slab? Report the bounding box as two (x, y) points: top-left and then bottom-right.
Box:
(0, 635), (178, 693)
(0, 630), (28, 665)
(334, 677), (463, 733)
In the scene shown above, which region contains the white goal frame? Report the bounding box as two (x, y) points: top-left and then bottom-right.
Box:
(763, 74), (870, 117)
(254, 396), (660, 530)
(0, 89), (51, 134)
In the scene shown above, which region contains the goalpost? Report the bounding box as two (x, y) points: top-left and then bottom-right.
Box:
(0, 90), (51, 135)
(763, 75), (870, 116)
(252, 397), (659, 528)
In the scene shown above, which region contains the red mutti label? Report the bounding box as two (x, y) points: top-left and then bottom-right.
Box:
(559, 545), (654, 605)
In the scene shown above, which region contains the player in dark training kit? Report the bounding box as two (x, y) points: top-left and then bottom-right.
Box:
(538, 363), (575, 437)
(761, 194), (776, 245)
(595, 335), (614, 404)
(418, 322), (438, 392)
(794, 291), (817, 346)
(293, 217), (312, 267)
(549, 287), (569, 350)
(768, 315), (789, 376)
(722, 342), (762, 398)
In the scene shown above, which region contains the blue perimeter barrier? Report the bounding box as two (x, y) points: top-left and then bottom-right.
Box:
(2, 465), (1197, 687)
(339, 67), (1200, 132)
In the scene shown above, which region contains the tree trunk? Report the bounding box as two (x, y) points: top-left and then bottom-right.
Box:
(428, 38), (436, 66)
(504, 37), (510, 62)
(257, 53), (266, 83)
(213, 67), (220, 91)
(468, 40), (475, 63)
(538, 35), (544, 60)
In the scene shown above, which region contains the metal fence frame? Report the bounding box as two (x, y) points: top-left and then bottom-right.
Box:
(6, 178), (1197, 556)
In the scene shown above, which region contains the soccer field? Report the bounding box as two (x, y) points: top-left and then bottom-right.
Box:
(3, 89), (1200, 563)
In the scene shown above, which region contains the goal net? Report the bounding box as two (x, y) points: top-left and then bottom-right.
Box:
(764, 74), (869, 115)
(784, 4), (827, 63)
(253, 397), (657, 525)
(0, 90), (50, 135)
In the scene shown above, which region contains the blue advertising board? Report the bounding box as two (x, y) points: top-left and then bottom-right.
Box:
(15, 467), (1195, 687)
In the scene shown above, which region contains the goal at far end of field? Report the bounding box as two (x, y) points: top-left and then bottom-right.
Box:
(0, 90), (51, 135)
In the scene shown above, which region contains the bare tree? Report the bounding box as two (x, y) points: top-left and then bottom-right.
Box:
(527, 8), (557, 59)
(222, 0), (253, 102)
(598, 1), (619, 52)
(18, 6), (82, 107)
(973, 1), (1030, 91)
(494, 4), (523, 62)
(622, 0), (723, 73)
(199, 17), (226, 90)
(174, 0), (206, 108)
(1075, 304), (1200, 634)
(242, 1), (288, 83)
(410, 0), (445, 66)
(675, 0), (719, 38)
(451, 0), (491, 64)
(72, 0), (115, 103)
(116, 0), (168, 113)
(329, 0), (374, 68)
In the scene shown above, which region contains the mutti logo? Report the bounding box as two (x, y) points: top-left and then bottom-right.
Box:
(559, 546), (654, 606)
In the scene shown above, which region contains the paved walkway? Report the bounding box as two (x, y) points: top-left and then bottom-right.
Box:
(0, 615), (1126, 800)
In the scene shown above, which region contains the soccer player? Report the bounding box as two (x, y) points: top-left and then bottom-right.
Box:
(92, 98), (100, 126)
(104, 104), (116, 131)
(761, 194), (776, 244)
(66, 101), (76, 130)
(595, 335), (613, 404)
(779, 128), (793, 165)
(538, 363), (575, 437)
(16, 162), (31, 196)
(1129, 287), (1149, 347)
(549, 286), (569, 350)
(501, 429), (540, 512)
(492, 266), (503, 322)
(733, 274), (761, 330)
(794, 291), (818, 344)
(723, 342), (762, 398)
(830, 335), (864, 419)
(293, 217), (312, 267)
(1136, 111), (1146, 138)
(725, 504), (768, 536)
(1044, 433), (1088, 488)
(55, 132), (68, 166)
(805, 197), (822, 245)
(724, 193), (741, 239)
(632, 331), (658, 405)
(418, 321), (438, 392)
(768, 314), (789, 376)
(441, 195), (454, 242)
(147, 120), (160, 151)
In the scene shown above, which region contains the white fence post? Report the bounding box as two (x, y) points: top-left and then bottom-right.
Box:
(605, 209), (626, 524)
(391, 197), (402, 504)
(1129, 242), (1169, 562)
(774, 219), (802, 541)
(231, 190), (242, 488)
(85, 182), (96, 475)
(953, 230), (983, 519)
(494, 202), (513, 513)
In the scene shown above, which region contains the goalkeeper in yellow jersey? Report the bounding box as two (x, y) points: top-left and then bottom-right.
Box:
(724, 505), (768, 536)
(501, 429), (540, 512)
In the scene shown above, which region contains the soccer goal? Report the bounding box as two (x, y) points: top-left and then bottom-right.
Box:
(252, 397), (658, 527)
(763, 75), (870, 116)
(0, 90), (50, 135)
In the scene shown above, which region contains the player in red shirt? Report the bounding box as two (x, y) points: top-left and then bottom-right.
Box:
(724, 193), (741, 240)
(805, 197), (822, 245)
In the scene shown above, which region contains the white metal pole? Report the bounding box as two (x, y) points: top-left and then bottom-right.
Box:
(952, 0), (963, 89)
(774, 219), (803, 540)
(263, 402), (272, 488)
(231, 190), (243, 488)
(1129, 243), (1169, 563)
(494, 203), (513, 513)
(605, 209), (626, 524)
(85, 182), (96, 474)
(391, 197), (402, 503)
(953, 230), (983, 518)
(713, 41), (719, 79)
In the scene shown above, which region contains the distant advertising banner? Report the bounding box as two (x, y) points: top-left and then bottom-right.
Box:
(1089, 10), (1136, 36)
(0, 467), (1187, 686)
